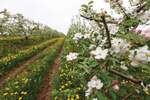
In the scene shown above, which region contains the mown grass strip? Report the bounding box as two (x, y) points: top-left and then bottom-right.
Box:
(52, 39), (85, 100)
(0, 38), (58, 77)
(0, 36), (65, 100)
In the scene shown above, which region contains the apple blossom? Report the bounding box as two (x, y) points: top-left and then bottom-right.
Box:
(113, 84), (119, 91)
(92, 75), (98, 81)
(91, 79), (103, 90)
(135, 89), (140, 94)
(66, 52), (78, 61)
(93, 47), (108, 59)
(89, 44), (96, 49)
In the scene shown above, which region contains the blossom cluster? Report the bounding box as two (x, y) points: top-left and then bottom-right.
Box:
(133, 29), (150, 40)
(129, 45), (150, 68)
(66, 52), (78, 61)
(109, 38), (131, 58)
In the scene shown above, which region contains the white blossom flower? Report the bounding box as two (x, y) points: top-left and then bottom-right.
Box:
(93, 47), (108, 59)
(91, 79), (103, 90)
(135, 89), (140, 94)
(66, 52), (78, 61)
(93, 98), (98, 100)
(84, 34), (90, 39)
(120, 65), (128, 71)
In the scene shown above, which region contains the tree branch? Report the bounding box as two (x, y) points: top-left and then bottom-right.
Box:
(108, 67), (143, 84)
(116, 2), (130, 20)
(136, 2), (147, 13)
(122, 91), (136, 100)
(121, 23), (139, 38)
(0, 11), (6, 14)
(80, 14), (118, 24)
(100, 12), (112, 49)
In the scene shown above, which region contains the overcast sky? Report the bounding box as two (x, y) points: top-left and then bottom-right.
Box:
(1, 0), (148, 35)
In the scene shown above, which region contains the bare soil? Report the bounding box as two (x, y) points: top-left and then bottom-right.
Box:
(0, 43), (55, 86)
(36, 42), (65, 100)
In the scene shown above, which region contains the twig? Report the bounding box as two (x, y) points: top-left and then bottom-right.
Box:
(135, 2), (146, 13)
(0, 11), (6, 14)
(122, 91), (136, 100)
(121, 23), (139, 38)
(80, 14), (118, 24)
(100, 12), (111, 49)
(108, 67), (143, 84)
(116, 2), (130, 20)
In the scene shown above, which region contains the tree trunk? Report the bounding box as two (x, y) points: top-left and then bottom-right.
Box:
(41, 35), (44, 40)
(25, 36), (30, 45)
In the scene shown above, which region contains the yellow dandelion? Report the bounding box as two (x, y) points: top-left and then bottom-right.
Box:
(3, 93), (8, 96)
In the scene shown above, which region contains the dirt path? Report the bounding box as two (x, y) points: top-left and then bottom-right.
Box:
(0, 43), (55, 86)
(36, 42), (65, 100)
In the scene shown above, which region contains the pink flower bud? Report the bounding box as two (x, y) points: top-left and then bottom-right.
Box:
(106, 54), (109, 57)
(144, 36), (149, 40)
(74, 53), (78, 56)
(105, 90), (108, 94)
(67, 58), (70, 61)
(136, 32), (140, 34)
(105, 11), (107, 14)
(90, 89), (93, 94)
(113, 85), (119, 90)
(138, 30), (142, 33)
(116, 90), (119, 93)
(133, 30), (136, 32)
(97, 59), (100, 62)
(90, 51), (95, 56)
(147, 84), (150, 87)
(145, 29), (150, 33)
(113, 80), (118, 84)
(92, 75), (98, 81)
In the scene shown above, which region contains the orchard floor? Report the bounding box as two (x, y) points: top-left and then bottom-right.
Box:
(0, 42), (55, 86)
(36, 42), (65, 100)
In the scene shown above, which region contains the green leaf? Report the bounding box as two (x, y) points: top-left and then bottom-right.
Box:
(89, 62), (99, 67)
(109, 91), (117, 100)
(105, 15), (111, 17)
(54, 78), (59, 90)
(89, 5), (93, 7)
(76, 64), (83, 69)
(81, 4), (85, 7)
(106, 57), (120, 63)
(147, 40), (150, 50)
(88, 0), (94, 5)
(98, 91), (104, 98)
(146, 0), (150, 10)
(77, 57), (85, 60)
(88, 56), (94, 64)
